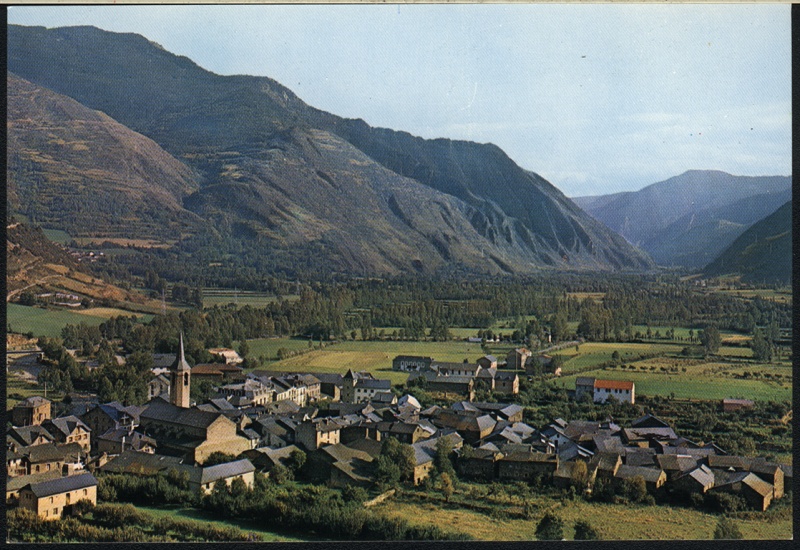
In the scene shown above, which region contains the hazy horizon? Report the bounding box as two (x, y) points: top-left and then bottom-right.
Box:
(7, 4), (792, 197)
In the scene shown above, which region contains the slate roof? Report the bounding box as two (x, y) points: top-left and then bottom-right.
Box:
(741, 472), (774, 497)
(685, 465), (715, 488)
(622, 426), (678, 442)
(321, 444), (374, 464)
(500, 451), (557, 463)
(19, 443), (72, 463)
(397, 394), (421, 410)
(15, 396), (51, 408)
(141, 399), (224, 430)
(23, 472), (98, 498)
(44, 416), (90, 437)
(6, 470), (63, 493)
(655, 454), (697, 473)
(8, 425), (55, 447)
(614, 464), (664, 483)
(190, 459), (255, 485)
(355, 378), (391, 390)
(97, 428), (156, 449)
(344, 438), (383, 459)
(100, 451), (184, 475)
(631, 414), (671, 429)
(707, 455), (750, 471)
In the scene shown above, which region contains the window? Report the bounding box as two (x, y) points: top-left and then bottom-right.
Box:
(83, 489), (88, 496)
(50, 497), (54, 504)
(53, 508), (58, 515)
(184, 372), (189, 386)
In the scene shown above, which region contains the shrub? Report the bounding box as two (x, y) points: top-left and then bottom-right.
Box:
(535, 511), (564, 541)
(573, 519), (600, 540)
(713, 517), (743, 539)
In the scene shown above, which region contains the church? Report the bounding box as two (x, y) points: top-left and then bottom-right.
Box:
(138, 334), (251, 464)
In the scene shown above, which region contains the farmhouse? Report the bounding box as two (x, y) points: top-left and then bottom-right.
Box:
(392, 355), (433, 372)
(18, 472), (98, 520)
(575, 377), (635, 404)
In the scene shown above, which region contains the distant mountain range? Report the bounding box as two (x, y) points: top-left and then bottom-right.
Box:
(7, 24), (654, 277)
(573, 170), (791, 269)
(704, 201), (791, 285)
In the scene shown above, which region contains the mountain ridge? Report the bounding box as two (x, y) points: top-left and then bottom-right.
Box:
(8, 24), (655, 276)
(573, 170), (792, 268)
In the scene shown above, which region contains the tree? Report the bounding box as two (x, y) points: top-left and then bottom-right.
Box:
(751, 328), (772, 362)
(203, 452), (238, 467)
(573, 519), (600, 540)
(237, 339), (250, 359)
(286, 449), (307, 475)
(713, 517), (743, 540)
(433, 437), (456, 477)
(439, 472), (454, 502)
(699, 325), (721, 356)
(535, 512), (564, 541)
(621, 475), (647, 503)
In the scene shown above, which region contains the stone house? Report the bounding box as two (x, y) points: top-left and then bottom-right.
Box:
(41, 416), (91, 453)
(296, 418), (342, 451)
(497, 451), (558, 482)
(11, 396), (52, 427)
(148, 374), (170, 401)
(7, 425), (55, 453)
(179, 458), (255, 495)
(494, 372), (520, 395)
(341, 370), (392, 404)
(18, 472), (97, 520)
(613, 464), (667, 493)
(506, 348), (531, 370)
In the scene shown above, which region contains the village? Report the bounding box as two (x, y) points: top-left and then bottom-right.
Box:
(6, 333), (791, 532)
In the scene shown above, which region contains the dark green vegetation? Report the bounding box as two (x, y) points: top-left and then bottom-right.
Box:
(8, 24), (653, 279)
(573, 170), (791, 269)
(704, 201), (791, 285)
(7, 503), (261, 542)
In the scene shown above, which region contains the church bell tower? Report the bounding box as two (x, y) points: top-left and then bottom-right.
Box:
(169, 333), (191, 408)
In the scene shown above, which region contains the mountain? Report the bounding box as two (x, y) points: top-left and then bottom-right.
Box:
(7, 24), (654, 276)
(703, 201), (791, 285)
(6, 221), (158, 308)
(573, 170), (791, 268)
(7, 72), (202, 241)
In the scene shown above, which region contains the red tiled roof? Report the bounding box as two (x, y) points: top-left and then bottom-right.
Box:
(594, 379), (634, 390)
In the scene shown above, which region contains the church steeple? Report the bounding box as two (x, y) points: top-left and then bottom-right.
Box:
(169, 332), (191, 408)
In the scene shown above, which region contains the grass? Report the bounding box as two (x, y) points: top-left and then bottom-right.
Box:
(42, 228), (72, 244)
(551, 342), (683, 373)
(375, 488), (792, 540)
(72, 307), (154, 321)
(249, 339), (490, 385)
(132, 505), (310, 542)
(556, 366), (792, 402)
(6, 303), (110, 338)
(6, 373), (62, 410)
(202, 291), (300, 309)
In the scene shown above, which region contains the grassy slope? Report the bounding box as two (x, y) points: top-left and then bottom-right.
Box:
(375, 492), (792, 540)
(135, 505), (309, 542)
(7, 303), (109, 338)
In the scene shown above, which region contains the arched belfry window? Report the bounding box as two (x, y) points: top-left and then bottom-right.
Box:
(184, 372), (189, 386)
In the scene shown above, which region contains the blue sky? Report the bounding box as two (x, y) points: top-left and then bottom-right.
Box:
(8, 4), (792, 197)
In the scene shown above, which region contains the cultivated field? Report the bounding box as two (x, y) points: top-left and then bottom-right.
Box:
(6, 303), (110, 338)
(251, 339), (490, 385)
(374, 490), (792, 540)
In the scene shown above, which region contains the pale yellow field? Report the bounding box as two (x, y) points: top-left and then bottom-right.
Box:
(374, 497), (792, 540)
(72, 307), (153, 319)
